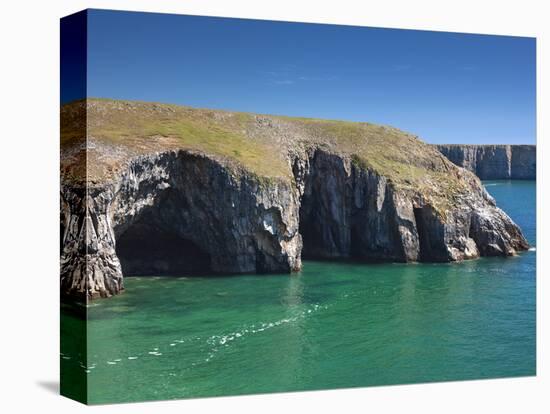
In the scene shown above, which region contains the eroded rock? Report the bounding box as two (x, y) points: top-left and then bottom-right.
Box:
(60, 100), (530, 300)
(61, 147), (529, 300)
(435, 144), (536, 180)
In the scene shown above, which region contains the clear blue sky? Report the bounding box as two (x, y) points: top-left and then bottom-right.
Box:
(83, 9), (536, 144)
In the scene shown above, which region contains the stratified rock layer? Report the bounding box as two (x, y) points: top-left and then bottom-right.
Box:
(434, 145), (536, 180)
(60, 99), (530, 300)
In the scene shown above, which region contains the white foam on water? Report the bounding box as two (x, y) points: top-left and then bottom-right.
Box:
(98, 302), (336, 368)
(148, 351), (162, 356)
(203, 302), (330, 363)
(529, 247), (536, 252)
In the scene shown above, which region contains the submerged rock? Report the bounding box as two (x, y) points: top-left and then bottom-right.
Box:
(60, 99), (529, 300)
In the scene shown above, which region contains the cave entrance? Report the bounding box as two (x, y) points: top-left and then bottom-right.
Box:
(299, 201), (326, 259)
(296, 152), (351, 260)
(413, 206), (446, 262)
(413, 207), (430, 262)
(115, 218), (212, 276)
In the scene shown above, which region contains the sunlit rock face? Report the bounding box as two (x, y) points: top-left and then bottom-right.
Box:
(60, 100), (529, 300)
(434, 144), (536, 180)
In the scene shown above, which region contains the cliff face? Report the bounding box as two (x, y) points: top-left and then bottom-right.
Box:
(434, 145), (536, 180)
(294, 150), (488, 264)
(511, 145), (537, 179)
(61, 151), (303, 299)
(61, 99), (530, 300)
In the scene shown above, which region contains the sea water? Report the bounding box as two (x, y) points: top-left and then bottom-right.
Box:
(61, 180), (536, 404)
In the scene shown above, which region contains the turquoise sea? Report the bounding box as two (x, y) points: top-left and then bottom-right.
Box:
(61, 180), (536, 404)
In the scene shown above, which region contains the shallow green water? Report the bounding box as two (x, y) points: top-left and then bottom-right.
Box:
(61, 180), (536, 404)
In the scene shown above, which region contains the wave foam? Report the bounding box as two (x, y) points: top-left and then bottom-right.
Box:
(204, 303), (329, 362)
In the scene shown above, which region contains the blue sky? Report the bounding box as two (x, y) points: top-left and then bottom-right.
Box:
(82, 9), (536, 144)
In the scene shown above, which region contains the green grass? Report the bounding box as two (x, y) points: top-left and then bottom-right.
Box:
(71, 98), (290, 180)
(61, 98), (471, 215)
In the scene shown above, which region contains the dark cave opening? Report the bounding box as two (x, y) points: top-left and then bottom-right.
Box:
(295, 153), (351, 260)
(299, 202), (326, 260)
(298, 185), (352, 260)
(115, 219), (212, 276)
(413, 206), (448, 262)
(413, 207), (429, 262)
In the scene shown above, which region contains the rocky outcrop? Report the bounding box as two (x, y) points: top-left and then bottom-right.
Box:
(60, 99), (530, 300)
(61, 151), (302, 299)
(294, 149), (526, 264)
(434, 144), (536, 180)
(61, 146), (529, 300)
(295, 150), (420, 262)
(511, 145), (537, 179)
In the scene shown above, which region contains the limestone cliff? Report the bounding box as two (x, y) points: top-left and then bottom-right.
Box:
(434, 144), (536, 180)
(61, 99), (529, 300)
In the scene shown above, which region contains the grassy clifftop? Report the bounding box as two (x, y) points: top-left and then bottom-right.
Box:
(61, 98), (472, 211)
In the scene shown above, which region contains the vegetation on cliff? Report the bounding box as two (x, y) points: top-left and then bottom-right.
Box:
(62, 98), (473, 214)
(60, 99), (529, 299)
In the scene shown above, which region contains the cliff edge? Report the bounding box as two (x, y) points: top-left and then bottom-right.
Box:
(434, 144), (536, 180)
(61, 99), (529, 300)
